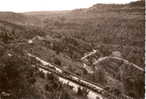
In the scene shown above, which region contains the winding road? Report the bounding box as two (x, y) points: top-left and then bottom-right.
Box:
(93, 56), (144, 72)
(81, 49), (144, 72)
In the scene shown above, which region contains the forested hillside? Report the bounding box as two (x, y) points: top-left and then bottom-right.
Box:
(0, 1), (144, 99)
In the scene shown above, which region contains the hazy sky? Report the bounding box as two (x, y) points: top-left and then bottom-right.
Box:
(0, 0), (137, 12)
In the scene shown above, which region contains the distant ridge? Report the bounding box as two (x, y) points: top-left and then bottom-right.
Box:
(0, 12), (42, 26)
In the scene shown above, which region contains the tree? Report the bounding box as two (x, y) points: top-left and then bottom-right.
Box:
(94, 67), (106, 85)
(0, 50), (40, 98)
(77, 87), (89, 97)
(54, 57), (61, 66)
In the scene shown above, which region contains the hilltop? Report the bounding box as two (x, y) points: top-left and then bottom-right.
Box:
(0, 12), (42, 26)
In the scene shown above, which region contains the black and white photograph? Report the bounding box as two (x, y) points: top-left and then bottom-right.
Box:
(0, 0), (145, 99)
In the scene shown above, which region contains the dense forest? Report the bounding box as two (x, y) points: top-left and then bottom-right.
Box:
(0, 0), (144, 99)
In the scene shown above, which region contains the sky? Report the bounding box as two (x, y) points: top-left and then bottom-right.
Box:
(0, 0), (138, 12)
